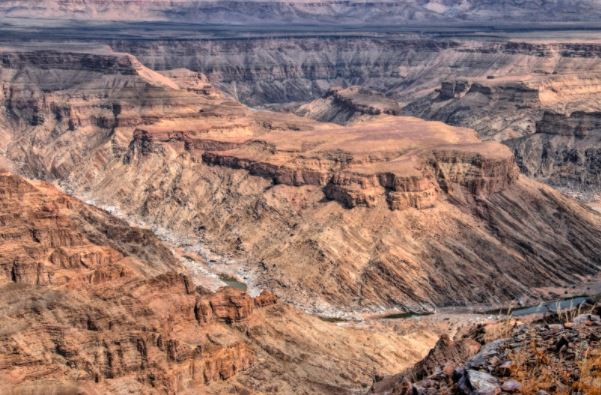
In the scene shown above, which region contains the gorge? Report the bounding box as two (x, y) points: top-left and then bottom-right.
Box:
(1, 5), (601, 394)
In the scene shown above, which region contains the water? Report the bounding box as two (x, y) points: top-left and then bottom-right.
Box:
(218, 273), (248, 291)
(382, 312), (433, 320)
(510, 296), (589, 317)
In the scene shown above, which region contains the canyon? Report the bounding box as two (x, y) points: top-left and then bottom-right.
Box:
(1, 45), (600, 314)
(1, 9), (601, 395)
(0, 170), (445, 394)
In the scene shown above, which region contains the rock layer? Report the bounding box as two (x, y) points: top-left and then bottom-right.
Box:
(405, 75), (601, 191)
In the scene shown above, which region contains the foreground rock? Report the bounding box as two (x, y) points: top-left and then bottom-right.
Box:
(372, 305), (601, 394)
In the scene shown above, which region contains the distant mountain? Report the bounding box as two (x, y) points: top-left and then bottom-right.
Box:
(2, 0), (601, 24)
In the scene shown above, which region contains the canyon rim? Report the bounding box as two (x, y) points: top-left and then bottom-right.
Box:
(1, 2), (601, 394)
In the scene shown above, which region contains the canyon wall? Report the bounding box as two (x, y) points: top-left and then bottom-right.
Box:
(0, 170), (438, 394)
(404, 75), (601, 190)
(105, 39), (601, 107)
(0, 171), (262, 393)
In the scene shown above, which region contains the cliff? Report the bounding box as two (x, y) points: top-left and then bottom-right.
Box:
(0, 171), (264, 393)
(404, 75), (601, 190)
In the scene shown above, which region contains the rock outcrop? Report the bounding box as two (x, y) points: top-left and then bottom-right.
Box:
(372, 305), (601, 395)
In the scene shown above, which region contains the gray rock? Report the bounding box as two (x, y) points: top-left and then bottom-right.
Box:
(501, 379), (522, 392)
(573, 314), (601, 326)
(467, 339), (507, 370)
(466, 370), (501, 395)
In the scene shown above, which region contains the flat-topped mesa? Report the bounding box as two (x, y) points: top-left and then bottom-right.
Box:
(201, 116), (519, 210)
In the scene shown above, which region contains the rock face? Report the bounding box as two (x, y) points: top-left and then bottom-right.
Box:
(0, 171), (439, 394)
(0, 171), (261, 393)
(2, 46), (601, 314)
(4, 0), (601, 23)
(405, 75), (601, 191)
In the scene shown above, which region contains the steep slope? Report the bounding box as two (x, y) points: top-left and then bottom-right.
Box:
(0, 171), (441, 394)
(3, 0), (601, 24)
(0, 170), (260, 393)
(1, 47), (600, 315)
